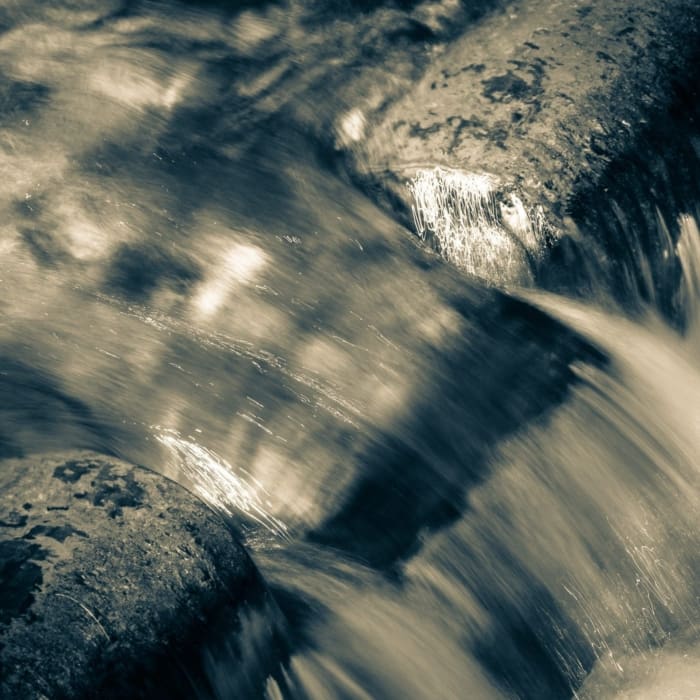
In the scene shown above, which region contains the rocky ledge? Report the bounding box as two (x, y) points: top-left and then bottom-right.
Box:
(0, 452), (286, 699)
(343, 0), (700, 285)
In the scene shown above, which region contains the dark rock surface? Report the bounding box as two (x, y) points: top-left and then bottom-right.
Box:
(0, 452), (285, 699)
(346, 0), (700, 280)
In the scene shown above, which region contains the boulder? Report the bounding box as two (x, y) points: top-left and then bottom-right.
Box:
(346, 0), (700, 283)
(0, 452), (286, 700)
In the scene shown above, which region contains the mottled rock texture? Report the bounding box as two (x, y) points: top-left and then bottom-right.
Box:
(349, 0), (700, 268)
(0, 452), (283, 699)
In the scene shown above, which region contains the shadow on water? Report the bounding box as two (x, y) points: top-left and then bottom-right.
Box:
(0, 357), (117, 459)
(309, 295), (608, 571)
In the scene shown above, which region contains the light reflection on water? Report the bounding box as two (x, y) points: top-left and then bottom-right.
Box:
(2, 1), (700, 699)
(155, 428), (290, 539)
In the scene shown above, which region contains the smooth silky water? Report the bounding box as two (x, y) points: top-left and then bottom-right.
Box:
(1, 2), (700, 698)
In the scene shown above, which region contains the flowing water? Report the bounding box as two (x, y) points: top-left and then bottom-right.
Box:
(2, 1), (700, 698)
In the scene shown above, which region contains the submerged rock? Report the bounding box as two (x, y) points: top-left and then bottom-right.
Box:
(0, 452), (286, 700)
(347, 0), (700, 282)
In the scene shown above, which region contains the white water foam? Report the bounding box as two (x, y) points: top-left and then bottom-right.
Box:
(408, 167), (547, 284)
(155, 427), (289, 540)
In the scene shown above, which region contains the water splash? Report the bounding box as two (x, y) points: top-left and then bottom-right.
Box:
(677, 213), (700, 334)
(253, 543), (504, 700)
(155, 428), (289, 540)
(408, 167), (546, 284)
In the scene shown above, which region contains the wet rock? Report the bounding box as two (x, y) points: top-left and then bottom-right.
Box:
(0, 452), (286, 700)
(347, 0), (700, 281)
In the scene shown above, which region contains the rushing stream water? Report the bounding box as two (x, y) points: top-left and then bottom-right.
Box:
(2, 1), (700, 698)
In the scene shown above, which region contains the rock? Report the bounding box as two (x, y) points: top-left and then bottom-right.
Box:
(346, 0), (700, 282)
(0, 452), (287, 700)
